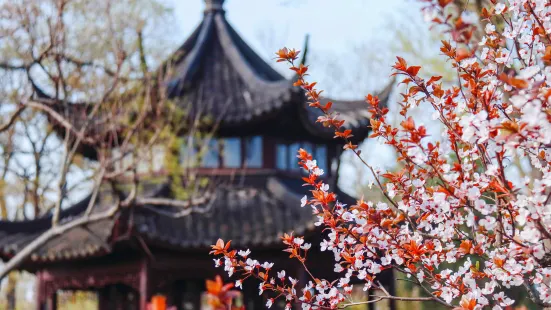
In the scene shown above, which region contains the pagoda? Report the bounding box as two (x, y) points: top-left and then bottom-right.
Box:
(0, 1), (394, 309)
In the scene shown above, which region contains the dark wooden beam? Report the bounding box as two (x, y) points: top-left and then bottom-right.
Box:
(263, 136), (276, 169)
(139, 258), (150, 310)
(36, 271), (44, 310)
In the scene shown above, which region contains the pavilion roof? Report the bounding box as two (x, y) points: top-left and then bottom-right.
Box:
(162, 0), (394, 135)
(164, 0), (293, 125)
(0, 174), (356, 265)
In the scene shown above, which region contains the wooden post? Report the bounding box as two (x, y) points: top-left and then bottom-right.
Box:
(46, 291), (57, 310)
(98, 288), (110, 310)
(168, 281), (182, 310)
(36, 272), (44, 310)
(368, 269), (396, 310)
(140, 259), (150, 310)
(386, 270), (396, 310)
(6, 272), (17, 310)
(35, 271), (56, 310)
(263, 137), (276, 169)
(187, 280), (203, 310)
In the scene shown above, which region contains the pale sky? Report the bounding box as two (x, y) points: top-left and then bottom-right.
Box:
(169, 0), (407, 53)
(165, 0), (426, 96)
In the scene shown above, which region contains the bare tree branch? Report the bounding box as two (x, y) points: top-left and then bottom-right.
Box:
(24, 100), (96, 144)
(0, 106), (25, 133)
(0, 205), (118, 280)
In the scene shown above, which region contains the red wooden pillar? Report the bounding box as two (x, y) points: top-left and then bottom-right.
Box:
(139, 258), (151, 310)
(46, 292), (57, 310)
(36, 271), (44, 310)
(35, 271), (57, 310)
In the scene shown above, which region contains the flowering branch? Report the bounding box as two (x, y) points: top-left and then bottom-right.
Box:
(212, 0), (551, 309)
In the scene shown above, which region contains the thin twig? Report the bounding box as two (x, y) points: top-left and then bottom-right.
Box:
(0, 106), (25, 133)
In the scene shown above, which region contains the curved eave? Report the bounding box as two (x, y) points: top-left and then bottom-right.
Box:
(133, 172), (362, 251)
(30, 83), (127, 160)
(165, 8), (296, 126)
(45, 102), (105, 160)
(134, 176), (314, 249)
(0, 172), (362, 265)
(166, 14), (216, 95)
(0, 182), (169, 265)
(0, 195), (91, 233)
(0, 195), (94, 262)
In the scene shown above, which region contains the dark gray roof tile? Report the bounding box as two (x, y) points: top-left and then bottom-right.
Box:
(0, 175), (357, 264)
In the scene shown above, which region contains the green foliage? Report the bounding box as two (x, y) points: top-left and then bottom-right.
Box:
(161, 102), (214, 201)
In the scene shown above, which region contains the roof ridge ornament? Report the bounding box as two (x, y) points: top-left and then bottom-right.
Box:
(204, 0), (225, 13)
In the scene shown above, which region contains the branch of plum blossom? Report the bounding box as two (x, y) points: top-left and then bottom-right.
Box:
(212, 0), (551, 309)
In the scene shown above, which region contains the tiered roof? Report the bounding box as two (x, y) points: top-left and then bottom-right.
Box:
(0, 175), (356, 264)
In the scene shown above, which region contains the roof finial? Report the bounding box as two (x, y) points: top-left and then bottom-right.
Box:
(299, 34), (310, 66)
(204, 0), (225, 12)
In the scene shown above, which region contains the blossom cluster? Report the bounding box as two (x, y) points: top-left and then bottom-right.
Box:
(211, 154), (351, 310)
(212, 0), (551, 309)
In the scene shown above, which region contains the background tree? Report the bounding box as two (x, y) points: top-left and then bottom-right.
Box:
(0, 0), (217, 308)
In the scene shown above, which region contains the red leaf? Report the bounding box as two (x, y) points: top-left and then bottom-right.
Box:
(406, 66), (421, 76)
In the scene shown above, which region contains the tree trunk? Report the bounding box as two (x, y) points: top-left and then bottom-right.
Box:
(6, 272), (18, 310)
